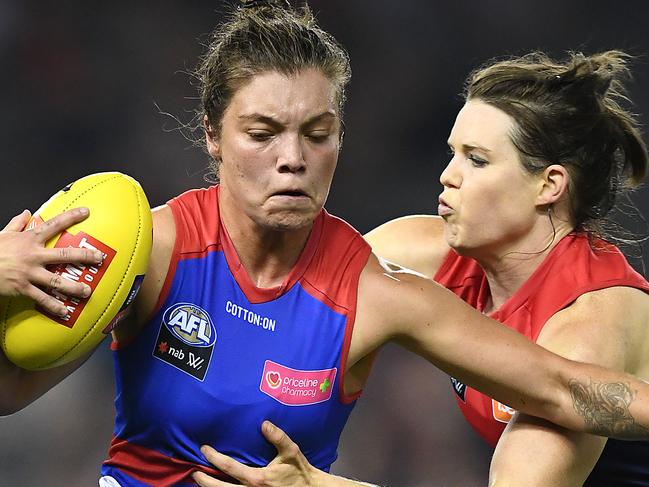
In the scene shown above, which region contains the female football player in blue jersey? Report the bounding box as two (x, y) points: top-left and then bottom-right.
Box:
(1, 1), (649, 486)
(192, 33), (649, 487)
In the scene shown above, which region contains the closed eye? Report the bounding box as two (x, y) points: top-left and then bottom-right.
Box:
(248, 131), (273, 141)
(468, 154), (488, 167)
(306, 131), (331, 143)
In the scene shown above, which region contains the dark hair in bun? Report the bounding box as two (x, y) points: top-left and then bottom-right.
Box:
(466, 50), (648, 240)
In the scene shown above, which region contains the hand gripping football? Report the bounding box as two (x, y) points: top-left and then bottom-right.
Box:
(0, 172), (153, 370)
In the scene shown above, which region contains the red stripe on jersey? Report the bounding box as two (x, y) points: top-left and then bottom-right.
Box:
(104, 436), (234, 486)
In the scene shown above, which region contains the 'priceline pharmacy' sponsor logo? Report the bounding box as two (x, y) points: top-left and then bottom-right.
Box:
(260, 360), (337, 406)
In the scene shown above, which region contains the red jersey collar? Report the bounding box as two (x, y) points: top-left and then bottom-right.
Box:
(217, 187), (324, 304)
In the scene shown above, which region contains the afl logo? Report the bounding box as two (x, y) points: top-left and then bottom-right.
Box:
(266, 371), (282, 389)
(162, 303), (216, 347)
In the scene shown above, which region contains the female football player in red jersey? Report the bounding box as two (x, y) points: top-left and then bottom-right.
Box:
(197, 50), (649, 487)
(1, 1), (649, 486)
(366, 50), (649, 487)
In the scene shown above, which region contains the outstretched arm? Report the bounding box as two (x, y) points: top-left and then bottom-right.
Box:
(357, 255), (649, 440)
(194, 422), (379, 487)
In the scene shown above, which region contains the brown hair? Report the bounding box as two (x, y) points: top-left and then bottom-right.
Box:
(465, 51), (648, 238)
(197, 0), (350, 141)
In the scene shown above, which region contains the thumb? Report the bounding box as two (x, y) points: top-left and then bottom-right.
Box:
(3, 210), (32, 232)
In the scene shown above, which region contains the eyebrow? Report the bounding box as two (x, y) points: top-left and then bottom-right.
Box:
(447, 141), (493, 153)
(238, 111), (337, 127)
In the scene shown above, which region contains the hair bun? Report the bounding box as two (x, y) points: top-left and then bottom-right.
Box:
(554, 51), (631, 99)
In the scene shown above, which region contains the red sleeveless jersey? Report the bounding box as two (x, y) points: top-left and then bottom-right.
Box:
(434, 233), (649, 447)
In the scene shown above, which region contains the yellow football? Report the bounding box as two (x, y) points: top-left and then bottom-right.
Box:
(0, 172), (152, 370)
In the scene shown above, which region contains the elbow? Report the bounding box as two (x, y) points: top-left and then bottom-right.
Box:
(517, 356), (573, 428)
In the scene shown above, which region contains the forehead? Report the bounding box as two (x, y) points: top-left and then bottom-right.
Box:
(225, 68), (338, 121)
(449, 99), (516, 149)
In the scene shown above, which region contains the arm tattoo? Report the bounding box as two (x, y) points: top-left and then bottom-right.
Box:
(569, 378), (649, 439)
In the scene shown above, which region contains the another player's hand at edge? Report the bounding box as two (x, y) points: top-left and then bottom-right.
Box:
(0, 208), (104, 317)
(193, 421), (321, 487)
(194, 421), (379, 487)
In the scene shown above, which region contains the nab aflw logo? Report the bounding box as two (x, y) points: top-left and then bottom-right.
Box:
(163, 303), (216, 347)
(154, 303), (217, 381)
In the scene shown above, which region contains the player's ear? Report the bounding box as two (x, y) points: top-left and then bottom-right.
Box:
(536, 164), (569, 206)
(204, 116), (221, 160)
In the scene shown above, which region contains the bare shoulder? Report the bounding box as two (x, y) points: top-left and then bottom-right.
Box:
(113, 204), (176, 343)
(136, 205), (176, 318)
(538, 286), (649, 372)
(151, 204), (176, 256)
(351, 254), (415, 359)
(341, 252), (437, 406)
(352, 252), (455, 356)
(363, 215), (449, 277)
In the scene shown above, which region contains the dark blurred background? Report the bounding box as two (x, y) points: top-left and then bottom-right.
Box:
(1, 1), (648, 485)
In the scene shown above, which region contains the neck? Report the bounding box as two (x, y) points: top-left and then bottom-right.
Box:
(474, 220), (573, 314)
(218, 189), (314, 289)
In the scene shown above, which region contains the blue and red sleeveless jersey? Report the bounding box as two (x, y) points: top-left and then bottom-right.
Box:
(434, 233), (649, 485)
(100, 186), (371, 487)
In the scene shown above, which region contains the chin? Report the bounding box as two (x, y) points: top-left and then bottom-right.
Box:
(263, 211), (316, 232)
(444, 227), (473, 256)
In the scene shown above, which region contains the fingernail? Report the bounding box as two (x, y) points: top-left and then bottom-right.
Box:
(79, 207), (89, 215)
(60, 309), (69, 318)
(83, 285), (92, 297)
(94, 251), (104, 261)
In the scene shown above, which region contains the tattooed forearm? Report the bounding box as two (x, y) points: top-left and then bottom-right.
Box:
(569, 378), (649, 439)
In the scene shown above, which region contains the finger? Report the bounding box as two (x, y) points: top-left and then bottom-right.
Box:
(30, 207), (89, 242)
(39, 246), (104, 266)
(200, 445), (260, 483)
(261, 421), (299, 457)
(31, 268), (92, 300)
(21, 285), (69, 318)
(3, 210), (31, 232)
(192, 471), (236, 487)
